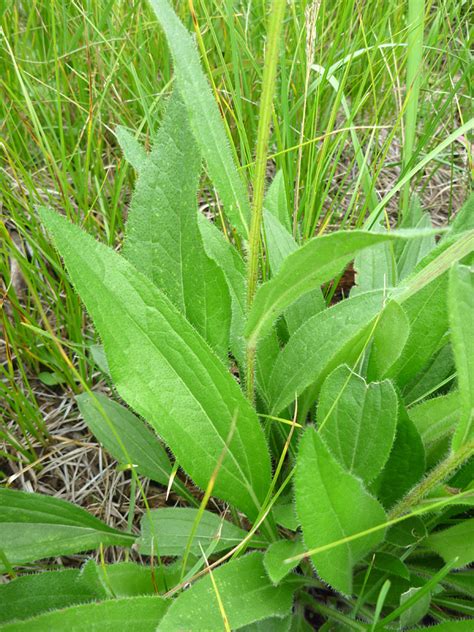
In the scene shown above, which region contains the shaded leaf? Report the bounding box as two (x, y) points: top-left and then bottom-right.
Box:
(399, 586), (431, 628)
(425, 519), (474, 568)
(408, 391), (459, 447)
(264, 171), (291, 232)
(366, 301), (410, 381)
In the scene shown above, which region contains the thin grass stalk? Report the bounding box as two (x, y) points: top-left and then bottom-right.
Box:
(400, 0), (425, 220)
(245, 0), (287, 402)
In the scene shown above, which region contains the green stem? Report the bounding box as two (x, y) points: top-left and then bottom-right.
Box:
(245, 0), (286, 402)
(388, 440), (474, 520)
(299, 592), (367, 631)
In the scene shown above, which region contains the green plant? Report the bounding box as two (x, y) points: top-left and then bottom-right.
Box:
(1, 0), (474, 629)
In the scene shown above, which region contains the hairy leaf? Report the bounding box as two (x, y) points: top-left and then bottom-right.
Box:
(115, 126), (147, 172)
(0, 596), (168, 631)
(137, 508), (264, 557)
(149, 0), (250, 235)
(425, 519), (474, 568)
(352, 224), (396, 295)
(318, 366), (398, 484)
(408, 391), (459, 447)
(245, 229), (432, 346)
(269, 291), (385, 415)
(122, 90), (231, 358)
(0, 488), (134, 570)
(295, 427), (386, 595)
(366, 300), (410, 381)
(0, 567), (106, 624)
(449, 264), (474, 450)
(159, 552), (295, 630)
(264, 171), (291, 232)
(77, 392), (171, 485)
(263, 540), (304, 585)
(264, 211), (325, 334)
(371, 400), (426, 508)
(41, 208), (271, 521)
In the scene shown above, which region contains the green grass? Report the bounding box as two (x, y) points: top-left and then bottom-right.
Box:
(0, 0), (471, 463)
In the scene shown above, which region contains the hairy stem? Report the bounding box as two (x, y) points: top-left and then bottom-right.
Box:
(388, 440), (474, 520)
(245, 0), (286, 401)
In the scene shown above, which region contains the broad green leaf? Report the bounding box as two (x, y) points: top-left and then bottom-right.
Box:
(122, 89), (231, 358)
(397, 212), (436, 282)
(264, 171), (291, 232)
(0, 488), (134, 570)
(449, 264), (474, 450)
(77, 392), (171, 485)
(318, 366), (397, 484)
(198, 214), (279, 404)
(263, 540), (304, 585)
(366, 300), (410, 381)
(263, 210), (325, 334)
(245, 229), (433, 347)
(295, 427), (387, 595)
(352, 223), (396, 295)
(373, 552), (410, 580)
(0, 567), (106, 624)
(386, 275), (449, 388)
(137, 508), (265, 557)
(159, 552), (295, 631)
(406, 621), (474, 632)
(386, 517), (427, 547)
(239, 616), (292, 632)
(444, 192), (474, 238)
(115, 126), (147, 172)
(269, 290), (385, 415)
(399, 587), (431, 628)
(198, 213), (246, 365)
(403, 344), (455, 405)
(273, 503), (299, 531)
(95, 561), (177, 597)
(0, 596), (168, 632)
(425, 519), (474, 567)
(41, 208), (271, 522)
(408, 391), (459, 446)
(371, 400), (426, 508)
(149, 0), (251, 236)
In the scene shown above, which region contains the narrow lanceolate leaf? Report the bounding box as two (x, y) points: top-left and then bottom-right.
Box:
(449, 264), (474, 450)
(77, 393), (172, 485)
(0, 596), (169, 632)
(41, 209), (271, 522)
(159, 553), (295, 631)
(122, 90), (231, 358)
(295, 428), (386, 595)
(425, 519), (474, 568)
(0, 488), (134, 570)
(269, 290), (385, 415)
(263, 211), (325, 334)
(137, 508), (265, 557)
(246, 230), (412, 346)
(318, 366), (398, 484)
(0, 567), (107, 624)
(148, 0), (251, 236)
